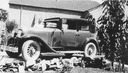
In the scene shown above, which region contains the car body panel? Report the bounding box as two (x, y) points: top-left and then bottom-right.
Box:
(77, 30), (91, 46)
(61, 30), (78, 47)
(7, 17), (98, 53)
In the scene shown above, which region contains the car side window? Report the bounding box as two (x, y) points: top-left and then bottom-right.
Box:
(68, 23), (76, 30)
(44, 22), (57, 28)
(80, 25), (89, 31)
(62, 24), (68, 30)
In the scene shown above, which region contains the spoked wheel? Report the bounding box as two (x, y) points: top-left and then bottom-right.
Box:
(22, 40), (41, 61)
(84, 42), (97, 59)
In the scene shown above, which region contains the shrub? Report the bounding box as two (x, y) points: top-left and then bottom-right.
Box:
(6, 20), (18, 33)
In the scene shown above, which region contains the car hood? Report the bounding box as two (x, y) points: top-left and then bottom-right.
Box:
(21, 27), (56, 33)
(21, 27), (57, 46)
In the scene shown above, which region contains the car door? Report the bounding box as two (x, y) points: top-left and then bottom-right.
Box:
(77, 25), (91, 47)
(51, 29), (62, 48)
(45, 22), (62, 49)
(60, 23), (78, 49)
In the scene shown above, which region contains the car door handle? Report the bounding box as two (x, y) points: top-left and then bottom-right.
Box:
(75, 34), (80, 36)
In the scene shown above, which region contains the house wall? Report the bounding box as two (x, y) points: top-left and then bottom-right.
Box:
(90, 5), (128, 27)
(90, 6), (103, 22)
(9, 4), (81, 28)
(9, 5), (21, 26)
(89, 6), (103, 27)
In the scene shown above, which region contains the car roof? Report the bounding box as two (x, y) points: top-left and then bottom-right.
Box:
(44, 17), (89, 24)
(44, 17), (60, 23)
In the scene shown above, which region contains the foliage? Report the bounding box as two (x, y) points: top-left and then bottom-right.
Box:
(81, 11), (95, 24)
(81, 11), (96, 33)
(97, 0), (128, 62)
(6, 20), (18, 33)
(0, 9), (8, 22)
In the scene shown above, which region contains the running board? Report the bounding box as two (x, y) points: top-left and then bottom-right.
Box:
(57, 51), (84, 54)
(40, 52), (105, 58)
(40, 51), (84, 57)
(41, 52), (65, 56)
(93, 55), (105, 59)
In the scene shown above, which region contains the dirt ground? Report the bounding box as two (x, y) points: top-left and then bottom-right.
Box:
(22, 68), (126, 73)
(0, 51), (127, 73)
(70, 67), (125, 73)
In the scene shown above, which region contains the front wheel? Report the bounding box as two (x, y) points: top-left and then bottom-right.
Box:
(22, 40), (41, 61)
(84, 42), (97, 59)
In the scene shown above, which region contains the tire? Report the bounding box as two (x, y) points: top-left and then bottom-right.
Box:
(84, 42), (97, 59)
(6, 38), (21, 58)
(22, 40), (41, 61)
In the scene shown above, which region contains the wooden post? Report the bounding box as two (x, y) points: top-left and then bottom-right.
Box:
(20, 5), (22, 27)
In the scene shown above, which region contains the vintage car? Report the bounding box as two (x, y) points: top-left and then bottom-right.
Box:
(6, 17), (99, 61)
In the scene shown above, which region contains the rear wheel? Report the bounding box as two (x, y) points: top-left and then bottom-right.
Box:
(6, 38), (21, 58)
(84, 42), (97, 59)
(22, 40), (41, 61)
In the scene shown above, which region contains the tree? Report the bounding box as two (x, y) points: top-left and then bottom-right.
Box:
(0, 9), (18, 34)
(97, 0), (128, 71)
(0, 9), (8, 22)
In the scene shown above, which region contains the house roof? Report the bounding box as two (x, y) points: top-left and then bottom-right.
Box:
(44, 17), (88, 22)
(9, 0), (100, 12)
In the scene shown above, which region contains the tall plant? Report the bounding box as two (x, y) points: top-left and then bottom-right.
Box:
(6, 20), (18, 33)
(97, 0), (128, 70)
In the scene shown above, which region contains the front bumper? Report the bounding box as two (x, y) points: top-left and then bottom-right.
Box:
(6, 46), (18, 53)
(6, 37), (22, 53)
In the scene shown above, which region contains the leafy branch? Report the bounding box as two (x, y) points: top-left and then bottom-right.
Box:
(97, 0), (128, 71)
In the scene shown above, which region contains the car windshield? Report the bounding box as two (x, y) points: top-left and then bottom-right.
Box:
(44, 22), (57, 28)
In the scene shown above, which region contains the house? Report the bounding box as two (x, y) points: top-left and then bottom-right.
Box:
(87, 2), (128, 26)
(8, 0), (100, 28)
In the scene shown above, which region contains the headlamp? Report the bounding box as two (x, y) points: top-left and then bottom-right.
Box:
(11, 29), (17, 37)
(17, 29), (23, 38)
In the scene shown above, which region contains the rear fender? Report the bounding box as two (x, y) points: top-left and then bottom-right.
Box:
(82, 38), (99, 52)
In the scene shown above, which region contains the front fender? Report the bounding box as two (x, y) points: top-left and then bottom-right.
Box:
(21, 34), (39, 39)
(21, 34), (57, 53)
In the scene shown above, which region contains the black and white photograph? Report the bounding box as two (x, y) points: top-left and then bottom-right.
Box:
(0, 0), (128, 73)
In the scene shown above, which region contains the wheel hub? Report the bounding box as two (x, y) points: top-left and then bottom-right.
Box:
(87, 45), (94, 55)
(27, 44), (36, 57)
